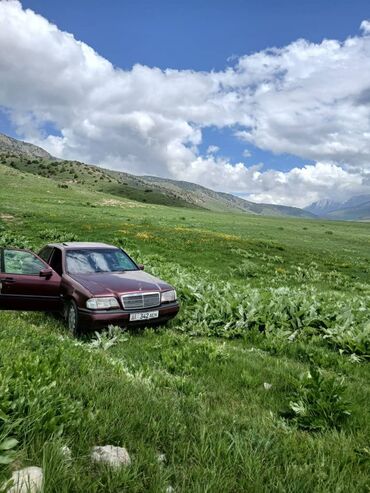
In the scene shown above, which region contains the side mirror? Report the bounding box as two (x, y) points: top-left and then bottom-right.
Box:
(40, 268), (53, 279)
(138, 264), (145, 271)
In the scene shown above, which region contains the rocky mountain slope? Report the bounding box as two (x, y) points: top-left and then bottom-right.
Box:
(143, 176), (314, 217)
(0, 133), (52, 159)
(306, 195), (370, 221)
(305, 199), (343, 217)
(0, 132), (314, 217)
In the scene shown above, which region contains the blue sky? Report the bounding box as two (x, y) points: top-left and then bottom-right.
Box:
(20, 0), (370, 71)
(1, 1), (369, 206)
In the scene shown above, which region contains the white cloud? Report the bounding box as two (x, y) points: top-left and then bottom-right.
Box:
(0, 1), (370, 207)
(360, 20), (370, 34)
(206, 145), (220, 155)
(245, 162), (366, 207)
(233, 37), (370, 168)
(171, 158), (366, 208)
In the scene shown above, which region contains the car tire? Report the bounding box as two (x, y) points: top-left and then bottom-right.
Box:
(66, 300), (81, 336)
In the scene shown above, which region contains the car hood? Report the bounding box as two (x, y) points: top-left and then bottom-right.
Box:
(69, 270), (172, 296)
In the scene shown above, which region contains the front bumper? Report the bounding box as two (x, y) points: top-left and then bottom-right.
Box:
(78, 301), (180, 330)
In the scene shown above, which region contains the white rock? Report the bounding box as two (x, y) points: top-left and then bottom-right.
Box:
(61, 445), (72, 460)
(91, 445), (131, 468)
(263, 382), (272, 390)
(7, 467), (43, 493)
(157, 453), (166, 464)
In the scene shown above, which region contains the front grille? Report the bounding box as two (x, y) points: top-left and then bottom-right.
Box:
(121, 291), (160, 310)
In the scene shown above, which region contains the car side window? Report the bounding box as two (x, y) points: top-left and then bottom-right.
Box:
(49, 248), (63, 276)
(4, 250), (45, 275)
(38, 246), (53, 263)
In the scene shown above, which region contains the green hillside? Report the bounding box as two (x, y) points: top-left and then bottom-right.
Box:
(0, 132), (314, 217)
(0, 153), (194, 209)
(142, 176), (314, 217)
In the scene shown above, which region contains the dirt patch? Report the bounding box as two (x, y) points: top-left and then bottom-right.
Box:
(100, 198), (148, 208)
(100, 198), (126, 207)
(0, 213), (16, 222)
(136, 232), (155, 240)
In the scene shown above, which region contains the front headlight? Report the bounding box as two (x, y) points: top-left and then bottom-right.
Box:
(161, 289), (177, 303)
(86, 297), (119, 310)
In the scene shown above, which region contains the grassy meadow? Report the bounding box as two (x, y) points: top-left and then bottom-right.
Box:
(0, 163), (369, 492)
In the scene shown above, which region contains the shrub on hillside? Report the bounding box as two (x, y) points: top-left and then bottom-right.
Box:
(0, 232), (33, 249)
(38, 228), (79, 243)
(281, 365), (351, 431)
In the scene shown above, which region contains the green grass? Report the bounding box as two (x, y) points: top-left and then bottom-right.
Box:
(0, 163), (369, 492)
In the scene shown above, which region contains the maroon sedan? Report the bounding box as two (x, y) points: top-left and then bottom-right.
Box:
(0, 242), (179, 334)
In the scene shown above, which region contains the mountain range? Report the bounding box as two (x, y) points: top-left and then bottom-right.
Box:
(305, 195), (370, 221)
(1, 132), (369, 221)
(0, 133), (314, 218)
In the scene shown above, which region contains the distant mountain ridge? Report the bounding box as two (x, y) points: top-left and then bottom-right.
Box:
(305, 194), (370, 221)
(143, 176), (314, 217)
(0, 132), (314, 218)
(305, 199), (342, 217)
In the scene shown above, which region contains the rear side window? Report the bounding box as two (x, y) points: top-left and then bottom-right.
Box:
(49, 248), (63, 276)
(4, 250), (45, 275)
(38, 246), (53, 263)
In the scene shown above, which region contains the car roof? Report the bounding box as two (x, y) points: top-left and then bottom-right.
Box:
(46, 242), (117, 250)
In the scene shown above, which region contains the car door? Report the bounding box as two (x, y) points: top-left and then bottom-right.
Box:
(0, 248), (62, 311)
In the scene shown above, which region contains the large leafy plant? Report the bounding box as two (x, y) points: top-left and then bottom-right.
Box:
(146, 257), (369, 357)
(281, 365), (351, 431)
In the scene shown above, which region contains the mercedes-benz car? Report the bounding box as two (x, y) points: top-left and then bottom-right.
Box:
(0, 242), (180, 334)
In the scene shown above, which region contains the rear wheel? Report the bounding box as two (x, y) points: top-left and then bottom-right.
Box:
(65, 300), (81, 336)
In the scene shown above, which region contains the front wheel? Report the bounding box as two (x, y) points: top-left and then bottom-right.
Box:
(65, 300), (81, 336)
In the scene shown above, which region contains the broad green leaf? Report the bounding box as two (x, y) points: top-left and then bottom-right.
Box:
(0, 438), (18, 451)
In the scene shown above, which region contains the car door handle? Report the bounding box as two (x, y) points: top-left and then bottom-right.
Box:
(1, 278), (16, 284)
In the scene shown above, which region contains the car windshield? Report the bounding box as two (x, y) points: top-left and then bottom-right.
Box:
(66, 248), (137, 274)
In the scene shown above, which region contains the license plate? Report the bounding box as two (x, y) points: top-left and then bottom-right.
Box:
(129, 310), (159, 321)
